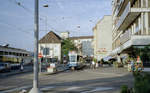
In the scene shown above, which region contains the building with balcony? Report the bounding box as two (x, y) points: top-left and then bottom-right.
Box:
(93, 15), (113, 61)
(112, 0), (150, 65)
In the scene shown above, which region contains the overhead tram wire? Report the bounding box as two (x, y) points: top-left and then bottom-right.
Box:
(7, 0), (62, 34)
(0, 21), (33, 36)
(7, 0), (34, 16)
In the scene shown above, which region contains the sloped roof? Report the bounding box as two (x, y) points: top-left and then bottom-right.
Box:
(39, 31), (61, 43)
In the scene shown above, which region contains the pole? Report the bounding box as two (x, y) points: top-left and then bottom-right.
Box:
(29, 0), (42, 92)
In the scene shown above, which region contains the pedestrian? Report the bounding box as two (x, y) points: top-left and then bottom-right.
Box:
(136, 56), (144, 72)
(130, 59), (134, 72)
(95, 62), (99, 68)
(100, 59), (104, 67)
(127, 60), (131, 72)
(20, 59), (24, 71)
(92, 60), (95, 69)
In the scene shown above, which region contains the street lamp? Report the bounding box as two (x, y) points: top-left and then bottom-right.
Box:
(29, 0), (42, 92)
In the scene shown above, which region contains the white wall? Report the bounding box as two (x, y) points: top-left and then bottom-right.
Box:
(39, 43), (61, 61)
(93, 16), (112, 60)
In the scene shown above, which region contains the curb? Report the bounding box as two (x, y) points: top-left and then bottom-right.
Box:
(0, 70), (33, 78)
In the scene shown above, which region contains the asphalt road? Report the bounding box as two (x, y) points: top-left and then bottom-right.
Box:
(0, 67), (134, 93)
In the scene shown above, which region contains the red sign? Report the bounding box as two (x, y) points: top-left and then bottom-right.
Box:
(38, 53), (43, 58)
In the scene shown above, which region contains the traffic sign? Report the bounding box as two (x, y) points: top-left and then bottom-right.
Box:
(38, 53), (43, 58)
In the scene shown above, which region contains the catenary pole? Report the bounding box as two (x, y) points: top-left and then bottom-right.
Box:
(29, 0), (42, 92)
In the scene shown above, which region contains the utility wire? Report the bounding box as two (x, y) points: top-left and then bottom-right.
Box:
(6, 0), (63, 35)
(0, 21), (33, 35)
(7, 0), (34, 16)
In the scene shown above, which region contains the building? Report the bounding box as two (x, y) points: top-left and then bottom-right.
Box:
(60, 32), (70, 39)
(112, 0), (150, 64)
(39, 31), (62, 61)
(69, 36), (94, 57)
(93, 15), (113, 61)
(0, 45), (30, 63)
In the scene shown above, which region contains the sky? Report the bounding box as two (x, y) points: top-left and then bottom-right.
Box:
(0, 0), (112, 51)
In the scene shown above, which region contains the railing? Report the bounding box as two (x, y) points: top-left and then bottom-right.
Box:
(116, 2), (131, 30)
(114, 0), (125, 16)
(120, 30), (131, 44)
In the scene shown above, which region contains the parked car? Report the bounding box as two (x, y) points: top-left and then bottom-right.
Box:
(0, 63), (11, 72)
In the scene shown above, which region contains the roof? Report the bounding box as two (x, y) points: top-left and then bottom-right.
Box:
(39, 31), (61, 43)
(0, 45), (29, 54)
(69, 36), (93, 40)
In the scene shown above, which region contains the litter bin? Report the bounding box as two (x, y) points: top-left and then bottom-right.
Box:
(47, 63), (57, 73)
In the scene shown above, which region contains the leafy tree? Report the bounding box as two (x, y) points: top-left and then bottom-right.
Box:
(61, 39), (77, 57)
(132, 45), (150, 66)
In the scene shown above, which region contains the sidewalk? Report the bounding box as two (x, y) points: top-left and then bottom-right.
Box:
(0, 66), (33, 78)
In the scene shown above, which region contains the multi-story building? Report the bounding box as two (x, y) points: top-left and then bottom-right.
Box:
(112, 0), (150, 63)
(93, 15), (113, 61)
(69, 36), (94, 57)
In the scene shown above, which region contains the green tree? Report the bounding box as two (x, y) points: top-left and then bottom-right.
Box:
(61, 39), (77, 57)
(132, 45), (150, 65)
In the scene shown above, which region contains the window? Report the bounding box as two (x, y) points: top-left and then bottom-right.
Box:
(43, 48), (49, 55)
(69, 55), (76, 62)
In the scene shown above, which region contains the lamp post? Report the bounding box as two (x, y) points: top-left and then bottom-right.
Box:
(29, 0), (42, 92)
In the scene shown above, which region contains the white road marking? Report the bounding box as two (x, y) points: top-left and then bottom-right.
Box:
(85, 70), (125, 77)
(0, 85), (32, 93)
(66, 86), (81, 91)
(41, 86), (54, 91)
(81, 87), (114, 93)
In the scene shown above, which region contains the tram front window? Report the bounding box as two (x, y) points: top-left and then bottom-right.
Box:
(70, 56), (76, 62)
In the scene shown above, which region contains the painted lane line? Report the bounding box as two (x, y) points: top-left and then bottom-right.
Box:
(81, 87), (114, 93)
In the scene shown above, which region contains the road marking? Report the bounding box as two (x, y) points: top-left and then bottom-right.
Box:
(41, 86), (54, 91)
(85, 70), (125, 77)
(66, 86), (81, 91)
(81, 87), (114, 93)
(0, 86), (32, 93)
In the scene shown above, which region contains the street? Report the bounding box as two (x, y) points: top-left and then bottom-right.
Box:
(0, 67), (133, 93)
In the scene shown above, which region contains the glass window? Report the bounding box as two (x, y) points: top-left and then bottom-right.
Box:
(69, 55), (76, 62)
(43, 48), (49, 55)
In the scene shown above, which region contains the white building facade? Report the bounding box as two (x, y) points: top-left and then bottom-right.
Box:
(39, 31), (62, 61)
(70, 36), (94, 57)
(93, 15), (113, 61)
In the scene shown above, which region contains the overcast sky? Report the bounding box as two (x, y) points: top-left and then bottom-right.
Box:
(0, 0), (112, 51)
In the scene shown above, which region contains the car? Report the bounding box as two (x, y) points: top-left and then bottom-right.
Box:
(0, 63), (11, 72)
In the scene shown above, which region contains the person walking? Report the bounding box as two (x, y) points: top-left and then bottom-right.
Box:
(20, 59), (24, 71)
(130, 59), (134, 72)
(92, 60), (95, 69)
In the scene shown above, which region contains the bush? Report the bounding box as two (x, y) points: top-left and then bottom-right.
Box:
(120, 72), (150, 93)
(121, 85), (128, 93)
(133, 72), (150, 93)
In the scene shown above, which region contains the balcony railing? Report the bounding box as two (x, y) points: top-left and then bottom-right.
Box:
(116, 2), (131, 30)
(114, 0), (125, 16)
(120, 30), (131, 44)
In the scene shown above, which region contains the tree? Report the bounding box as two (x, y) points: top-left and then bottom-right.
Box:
(61, 39), (77, 57)
(133, 45), (150, 66)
